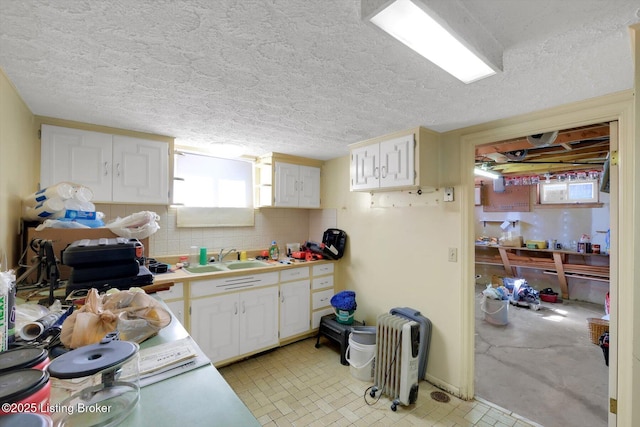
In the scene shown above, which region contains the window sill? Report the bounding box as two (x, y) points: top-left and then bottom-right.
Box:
(534, 202), (604, 209)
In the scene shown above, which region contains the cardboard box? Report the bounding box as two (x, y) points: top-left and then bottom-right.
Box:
(22, 227), (149, 281)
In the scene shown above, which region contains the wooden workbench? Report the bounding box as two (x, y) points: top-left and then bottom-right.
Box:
(475, 244), (609, 299)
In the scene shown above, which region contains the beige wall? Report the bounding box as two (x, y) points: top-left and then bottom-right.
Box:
(322, 153), (467, 395)
(0, 69), (37, 268)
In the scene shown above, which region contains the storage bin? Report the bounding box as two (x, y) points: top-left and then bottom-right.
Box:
(540, 294), (557, 303)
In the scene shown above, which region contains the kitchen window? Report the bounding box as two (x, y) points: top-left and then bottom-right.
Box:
(173, 151), (253, 208)
(173, 151), (255, 227)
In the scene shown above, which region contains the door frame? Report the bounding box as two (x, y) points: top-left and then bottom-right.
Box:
(459, 90), (634, 426)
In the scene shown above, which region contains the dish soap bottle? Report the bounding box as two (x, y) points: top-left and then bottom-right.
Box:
(269, 241), (280, 261)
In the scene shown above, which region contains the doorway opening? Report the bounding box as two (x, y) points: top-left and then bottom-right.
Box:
(472, 122), (614, 427)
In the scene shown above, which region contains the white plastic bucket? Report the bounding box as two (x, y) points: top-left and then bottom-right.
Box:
(350, 326), (376, 345)
(481, 297), (509, 325)
(345, 336), (375, 381)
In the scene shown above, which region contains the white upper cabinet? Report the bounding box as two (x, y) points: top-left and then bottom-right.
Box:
(111, 135), (169, 203)
(275, 162), (320, 208)
(349, 127), (439, 192)
(41, 125), (169, 204)
(380, 135), (415, 187)
(40, 125), (114, 201)
(255, 153), (323, 208)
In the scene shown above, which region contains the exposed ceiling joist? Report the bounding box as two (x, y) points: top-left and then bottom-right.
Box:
(475, 123), (610, 176)
(475, 124), (609, 156)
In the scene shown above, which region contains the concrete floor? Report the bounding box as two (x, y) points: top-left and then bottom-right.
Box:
(474, 283), (609, 427)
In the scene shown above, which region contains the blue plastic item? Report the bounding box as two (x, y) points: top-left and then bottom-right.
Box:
(330, 291), (357, 310)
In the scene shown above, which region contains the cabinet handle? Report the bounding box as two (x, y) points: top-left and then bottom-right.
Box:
(116, 163), (121, 177)
(242, 301), (246, 314)
(381, 165), (387, 178)
(374, 166), (379, 179)
(320, 297), (328, 302)
(281, 295), (285, 303)
(104, 162), (109, 176)
(234, 302), (238, 315)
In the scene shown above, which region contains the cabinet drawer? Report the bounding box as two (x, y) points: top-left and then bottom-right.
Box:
(280, 266), (309, 282)
(156, 282), (184, 300)
(312, 308), (335, 329)
(311, 275), (334, 290)
(312, 263), (334, 276)
(312, 289), (334, 310)
(191, 272), (279, 298)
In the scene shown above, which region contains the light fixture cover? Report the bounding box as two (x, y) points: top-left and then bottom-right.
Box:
(474, 167), (501, 179)
(366, 0), (501, 83)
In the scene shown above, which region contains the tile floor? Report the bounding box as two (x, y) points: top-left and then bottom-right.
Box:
(219, 337), (541, 427)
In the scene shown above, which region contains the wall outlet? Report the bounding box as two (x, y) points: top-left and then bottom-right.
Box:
(448, 247), (457, 262)
(444, 187), (454, 202)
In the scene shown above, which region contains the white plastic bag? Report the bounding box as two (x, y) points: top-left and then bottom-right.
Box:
(482, 284), (502, 300)
(107, 211), (160, 239)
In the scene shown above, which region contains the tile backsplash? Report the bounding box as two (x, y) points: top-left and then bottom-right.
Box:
(96, 204), (337, 257)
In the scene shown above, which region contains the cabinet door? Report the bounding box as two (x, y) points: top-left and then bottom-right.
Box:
(280, 280), (311, 340)
(380, 135), (414, 188)
(298, 166), (320, 208)
(274, 162), (300, 207)
(112, 136), (168, 204)
(350, 145), (379, 190)
(239, 287), (279, 354)
(191, 294), (239, 364)
(41, 125), (113, 201)
(164, 300), (185, 329)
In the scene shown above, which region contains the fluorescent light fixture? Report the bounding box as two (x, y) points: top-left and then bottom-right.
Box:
(368, 0), (498, 83)
(474, 167), (500, 179)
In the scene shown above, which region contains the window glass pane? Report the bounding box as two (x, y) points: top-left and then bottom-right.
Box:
(568, 182), (594, 200)
(541, 183), (567, 203)
(174, 152), (253, 208)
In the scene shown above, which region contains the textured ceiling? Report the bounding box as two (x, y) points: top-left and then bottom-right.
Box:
(1, 0), (639, 160)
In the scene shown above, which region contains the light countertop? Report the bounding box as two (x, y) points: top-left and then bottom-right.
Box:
(119, 307), (260, 426)
(151, 258), (335, 285)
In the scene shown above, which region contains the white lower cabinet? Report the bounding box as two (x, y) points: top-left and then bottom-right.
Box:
(191, 286), (279, 364)
(311, 263), (335, 328)
(164, 300), (185, 328)
(186, 263), (335, 364)
(279, 279), (310, 340)
(156, 282), (185, 328)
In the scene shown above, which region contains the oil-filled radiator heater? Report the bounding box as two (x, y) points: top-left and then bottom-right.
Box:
(370, 313), (421, 411)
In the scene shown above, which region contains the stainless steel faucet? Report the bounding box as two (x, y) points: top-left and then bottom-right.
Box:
(219, 248), (237, 263)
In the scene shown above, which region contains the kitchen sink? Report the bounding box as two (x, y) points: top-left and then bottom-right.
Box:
(224, 260), (272, 270)
(185, 264), (229, 274)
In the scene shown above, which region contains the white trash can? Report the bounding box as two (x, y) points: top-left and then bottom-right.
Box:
(345, 336), (375, 381)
